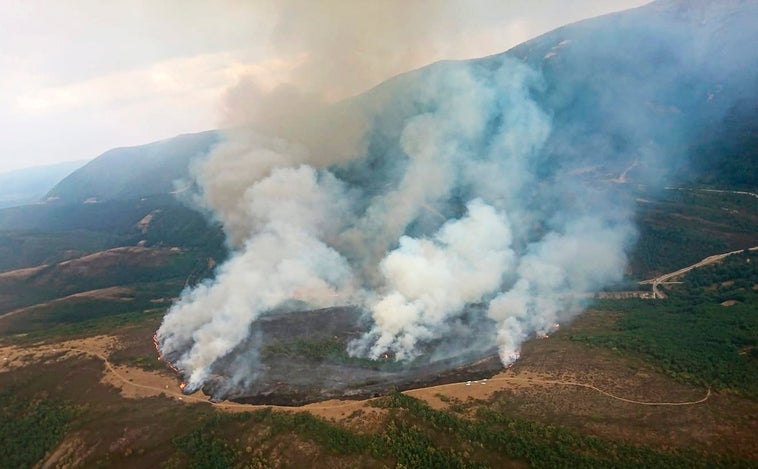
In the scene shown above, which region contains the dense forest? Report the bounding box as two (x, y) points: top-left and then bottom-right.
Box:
(0, 387), (77, 468)
(573, 250), (758, 398)
(685, 101), (758, 191)
(629, 188), (758, 277)
(159, 392), (751, 468)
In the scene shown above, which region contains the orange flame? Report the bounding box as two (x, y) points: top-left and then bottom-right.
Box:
(153, 333), (181, 375)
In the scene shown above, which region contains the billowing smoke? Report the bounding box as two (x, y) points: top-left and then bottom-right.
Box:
(156, 50), (635, 392)
(157, 165), (358, 387)
(349, 199), (517, 361)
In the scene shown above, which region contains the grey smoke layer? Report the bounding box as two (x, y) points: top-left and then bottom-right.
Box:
(156, 56), (635, 391)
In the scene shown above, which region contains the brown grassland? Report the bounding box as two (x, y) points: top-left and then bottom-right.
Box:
(1, 305), (755, 468)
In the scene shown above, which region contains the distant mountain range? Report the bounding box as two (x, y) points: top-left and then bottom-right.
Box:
(46, 131), (220, 204)
(0, 160), (89, 208)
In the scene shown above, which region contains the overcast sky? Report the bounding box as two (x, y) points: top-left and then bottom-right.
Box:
(0, 0), (649, 175)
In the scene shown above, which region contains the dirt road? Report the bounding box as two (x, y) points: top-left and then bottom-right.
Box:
(640, 246), (758, 299)
(57, 344), (710, 410)
(666, 187), (758, 200)
(405, 375), (711, 407)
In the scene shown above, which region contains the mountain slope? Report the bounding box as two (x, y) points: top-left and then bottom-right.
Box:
(344, 0), (758, 191)
(41, 1), (758, 205)
(47, 130), (220, 204)
(501, 0), (758, 188)
(0, 160), (88, 208)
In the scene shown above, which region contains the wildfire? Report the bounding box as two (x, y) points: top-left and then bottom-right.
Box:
(536, 323), (561, 340)
(152, 333), (161, 359)
(153, 333), (181, 375)
(179, 383), (186, 390)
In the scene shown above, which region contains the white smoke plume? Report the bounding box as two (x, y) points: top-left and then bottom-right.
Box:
(159, 165), (358, 389)
(351, 199), (516, 361)
(156, 51), (635, 392)
(487, 218), (631, 364)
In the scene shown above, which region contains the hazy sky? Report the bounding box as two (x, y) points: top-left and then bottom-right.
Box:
(0, 0), (648, 175)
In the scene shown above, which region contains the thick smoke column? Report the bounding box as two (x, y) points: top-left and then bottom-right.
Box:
(487, 218), (630, 363)
(156, 53), (635, 392)
(352, 199), (516, 361)
(158, 165), (358, 388)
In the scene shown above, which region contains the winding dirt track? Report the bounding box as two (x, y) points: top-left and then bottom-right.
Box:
(405, 376), (712, 407)
(67, 347), (711, 410)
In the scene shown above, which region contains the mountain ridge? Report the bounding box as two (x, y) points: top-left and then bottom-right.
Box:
(46, 130), (220, 204)
(0, 160), (89, 209)
(43, 0), (758, 205)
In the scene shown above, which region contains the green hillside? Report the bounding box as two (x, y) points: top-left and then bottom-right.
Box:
(46, 130), (219, 204)
(0, 160), (88, 209)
